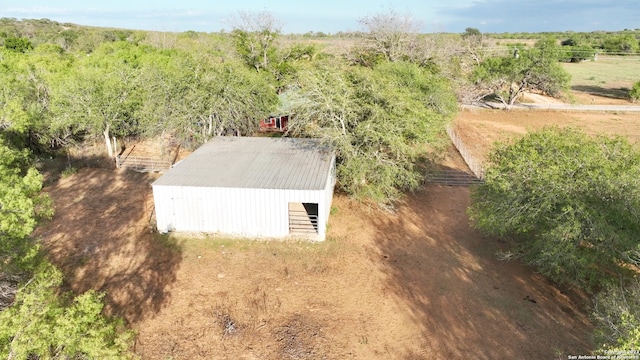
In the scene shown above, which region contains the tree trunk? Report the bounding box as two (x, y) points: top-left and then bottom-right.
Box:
(103, 123), (113, 159)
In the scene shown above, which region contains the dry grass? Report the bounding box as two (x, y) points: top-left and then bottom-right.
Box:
(563, 56), (640, 102)
(563, 56), (640, 89)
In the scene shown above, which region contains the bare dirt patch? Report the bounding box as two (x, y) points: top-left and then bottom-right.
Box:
(453, 107), (640, 164)
(33, 167), (180, 323)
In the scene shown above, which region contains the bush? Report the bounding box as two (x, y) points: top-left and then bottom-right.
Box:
(630, 81), (640, 102)
(469, 127), (640, 289)
(0, 262), (135, 359)
(593, 279), (640, 351)
(3, 37), (33, 52)
(561, 45), (596, 63)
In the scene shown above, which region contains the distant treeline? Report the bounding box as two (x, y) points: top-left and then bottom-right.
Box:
(490, 29), (640, 55)
(3, 17), (639, 53)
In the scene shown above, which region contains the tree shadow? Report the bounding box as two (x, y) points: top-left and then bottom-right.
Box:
(368, 183), (594, 359)
(34, 158), (183, 324)
(571, 85), (630, 100)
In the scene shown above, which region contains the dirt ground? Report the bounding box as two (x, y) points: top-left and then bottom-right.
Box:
(36, 165), (594, 360)
(453, 106), (640, 165)
(33, 93), (639, 359)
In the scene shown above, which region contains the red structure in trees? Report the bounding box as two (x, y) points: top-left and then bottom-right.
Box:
(259, 115), (288, 133)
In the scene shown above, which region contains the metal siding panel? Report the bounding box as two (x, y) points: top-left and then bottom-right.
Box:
(262, 189), (275, 237)
(174, 187), (191, 231)
(324, 158), (336, 220)
(242, 189), (253, 235)
(152, 185), (171, 232)
(185, 187), (198, 231)
(239, 189), (250, 235)
(222, 188), (238, 234)
(207, 188), (221, 232)
(275, 189), (289, 236)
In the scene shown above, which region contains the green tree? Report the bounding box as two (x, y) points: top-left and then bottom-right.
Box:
(0, 139), (51, 272)
(3, 37), (32, 52)
(469, 127), (640, 289)
(50, 41), (145, 157)
(472, 39), (571, 108)
(559, 36), (596, 62)
(0, 262), (134, 359)
(561, 44), (596, 63)
(462, 27), (483, 47)
(137, 51), (278, 144)
(593, 280), (640, 352)
(0, 44), (78, 152)
(285, 60), (456, 204)
(58, 29), (79, 50)
(0, 131), (132, 359)
(602, 34), (639, 55)
(630, 80), (640, 102)
(0, 49), (50, 148)
(231, 11), (282, 72)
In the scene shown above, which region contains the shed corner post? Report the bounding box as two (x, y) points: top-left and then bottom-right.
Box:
(317, 201), (327, 242)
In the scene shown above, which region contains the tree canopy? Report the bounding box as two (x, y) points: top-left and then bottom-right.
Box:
(0, 138), (133, 358)
(285, 60), (456, 204)
(469, 127), (640, 289)
(0, 139), (51, 272)
(472, 38), (571, 108)
(0, 262), (135, 359)
(357, 8), (422, 63)
(593, 280), (640, 352)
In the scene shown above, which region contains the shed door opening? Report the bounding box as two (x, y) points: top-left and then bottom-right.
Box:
(288, 202), (318, 235)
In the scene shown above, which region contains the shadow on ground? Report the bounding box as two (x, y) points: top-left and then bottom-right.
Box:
(34, 158), (183, 324)
(572, 85), (630, 100)
(369, 184), (594, 359)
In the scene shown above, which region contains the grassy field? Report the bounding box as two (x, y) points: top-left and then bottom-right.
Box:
(563, 55), (640, 92)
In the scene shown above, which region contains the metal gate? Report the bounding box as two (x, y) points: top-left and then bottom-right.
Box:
(288, 202), (318, 235)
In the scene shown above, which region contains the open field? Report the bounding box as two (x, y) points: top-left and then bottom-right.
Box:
(562, 56), (640, 104)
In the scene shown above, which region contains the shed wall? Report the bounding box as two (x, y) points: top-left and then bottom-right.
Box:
(153, 185), (329, 240)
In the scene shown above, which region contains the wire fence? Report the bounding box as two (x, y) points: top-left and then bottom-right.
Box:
(446, 125), (485, 180)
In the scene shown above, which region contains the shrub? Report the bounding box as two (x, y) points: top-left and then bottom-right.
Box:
(469, 127), (640, 289)
(0, 262), (135, 359)
(630, 81), (640, 102)
(3, 37), (33, 52)
(593, 279), (640, 351)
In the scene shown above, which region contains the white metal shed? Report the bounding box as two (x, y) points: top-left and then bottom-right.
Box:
(152, 137), (336, 241)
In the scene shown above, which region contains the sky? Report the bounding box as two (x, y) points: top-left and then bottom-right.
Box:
(1, 0), (638, 34)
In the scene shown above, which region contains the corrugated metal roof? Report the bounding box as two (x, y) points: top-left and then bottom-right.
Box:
(152, 137), (334, 190)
